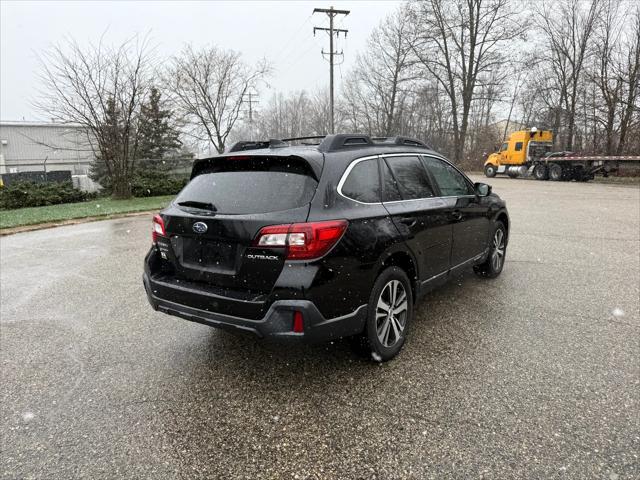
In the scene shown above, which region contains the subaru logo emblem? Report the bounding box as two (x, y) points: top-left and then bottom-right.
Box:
(192, 222), (208, 234)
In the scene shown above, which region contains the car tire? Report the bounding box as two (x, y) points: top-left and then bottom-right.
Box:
(484, 164), (497, 178)
(353, 266), (413, 362)
(473, 221), (507, 279)
(533, 164), (548, 180)
(548, 163), (563, 181)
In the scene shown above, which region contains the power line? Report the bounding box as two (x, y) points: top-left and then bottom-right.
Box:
(278, 34), (320, 76)
(271, 15), (314, 65)
(312, 6), (349, 134)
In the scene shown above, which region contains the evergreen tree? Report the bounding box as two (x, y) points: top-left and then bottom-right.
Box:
(90, 89), (191, 194)
(136, 87), (182, 161)
(89, 97), (127, 187)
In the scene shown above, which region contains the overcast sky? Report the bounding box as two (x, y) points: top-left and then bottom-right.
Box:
(0, 0), (400, 121)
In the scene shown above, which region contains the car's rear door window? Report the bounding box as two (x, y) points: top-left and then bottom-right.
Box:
(422, 156), (473, 197)
(383, 155), (435, 200)
(176, 157), (318, 214)
(340, 159), (381, 203)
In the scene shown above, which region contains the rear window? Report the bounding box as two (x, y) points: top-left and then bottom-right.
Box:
(176, 157), (317, 214)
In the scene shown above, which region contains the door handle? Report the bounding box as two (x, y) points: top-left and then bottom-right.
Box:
(399, 217), (417, 227)
(451, 210), (463, 221)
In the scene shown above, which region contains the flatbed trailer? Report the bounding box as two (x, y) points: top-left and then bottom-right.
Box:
(484, 129), (640, 181)
(532, 154), (640, 181)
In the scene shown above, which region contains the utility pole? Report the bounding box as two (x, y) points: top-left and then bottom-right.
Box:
(243, 92), (259, 141)
(313, 6), (349, 134)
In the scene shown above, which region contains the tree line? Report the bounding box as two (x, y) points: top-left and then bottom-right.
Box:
(37, 0), (639, 198)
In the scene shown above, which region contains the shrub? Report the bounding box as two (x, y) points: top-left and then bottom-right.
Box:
(0, 181), (96, 210)
(92, 170), (187, 198)
(130, 170), (187, 197)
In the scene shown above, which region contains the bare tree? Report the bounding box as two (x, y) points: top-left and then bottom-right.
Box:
(538, 0), (600, 151)
(250, 91), (309, 139)
(167, 45), (268, 154)
(409, 0), (523, 163)
(308, 88), (333, 136)
(616, 6), (640, 154)
(589, 0), (621, 153)
(347, 9), (416, 135)
(402, 82), (454, 152)
(336, 0), (509, 168)
(36, 36), (152, 198)
(466, 69), (503, 161)
(340, 72), (376, 134)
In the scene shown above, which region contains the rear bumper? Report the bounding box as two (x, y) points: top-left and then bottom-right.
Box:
(143, 273), (367, 343)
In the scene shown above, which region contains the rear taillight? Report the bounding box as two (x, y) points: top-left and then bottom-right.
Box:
(152, 214), (166, 243)
(253, 220), (348, 260)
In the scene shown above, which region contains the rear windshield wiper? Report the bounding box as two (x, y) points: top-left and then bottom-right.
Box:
(176, 200), (217, 212)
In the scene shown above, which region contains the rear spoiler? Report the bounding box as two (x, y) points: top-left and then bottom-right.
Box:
(190, 153), (324, 180)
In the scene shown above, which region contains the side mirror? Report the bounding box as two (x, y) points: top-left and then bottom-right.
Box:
(474, 182), (491, 197)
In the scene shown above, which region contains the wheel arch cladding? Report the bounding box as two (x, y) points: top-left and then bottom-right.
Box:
(379, 251), (418, 302)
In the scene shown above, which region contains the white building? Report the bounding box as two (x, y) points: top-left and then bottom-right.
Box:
(0, 121), (95, 176)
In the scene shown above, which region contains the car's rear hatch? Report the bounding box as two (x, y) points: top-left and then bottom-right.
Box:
(155, 154), (319, 296)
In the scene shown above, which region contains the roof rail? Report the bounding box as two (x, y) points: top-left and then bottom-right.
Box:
(318, 134), (374, 152)
(372, 136), (432, 149)
(281, 135), (326, 143)
(318, 134), (432, 152)
(226, 134), (433, 153)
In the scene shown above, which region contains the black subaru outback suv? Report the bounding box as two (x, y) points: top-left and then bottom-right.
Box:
(143, 134), (509, 361)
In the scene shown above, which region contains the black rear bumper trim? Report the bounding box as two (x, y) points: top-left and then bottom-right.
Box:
(143, 273), (367, 343)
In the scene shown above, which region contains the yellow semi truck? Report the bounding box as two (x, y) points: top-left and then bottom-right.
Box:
(484, 128), (640, 181)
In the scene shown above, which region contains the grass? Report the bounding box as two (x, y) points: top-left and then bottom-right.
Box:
(0, 195), (174, 230)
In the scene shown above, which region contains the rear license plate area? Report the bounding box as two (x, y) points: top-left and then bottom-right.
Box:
(182, 238), (236, 270)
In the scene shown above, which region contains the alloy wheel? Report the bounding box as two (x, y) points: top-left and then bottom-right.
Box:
(376, 280), (408, 347)
(492, 229), (506, 271)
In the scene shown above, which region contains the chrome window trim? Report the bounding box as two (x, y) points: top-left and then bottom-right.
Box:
(383, 196), (452, 206)
(336, 154), (382, 205)
(336, 151), (477, 206)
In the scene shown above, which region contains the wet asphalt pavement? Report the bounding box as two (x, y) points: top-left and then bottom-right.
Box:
(1, 177), (639, 479)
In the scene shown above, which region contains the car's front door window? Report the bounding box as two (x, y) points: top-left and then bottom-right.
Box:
(422, 157), (473, 197)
